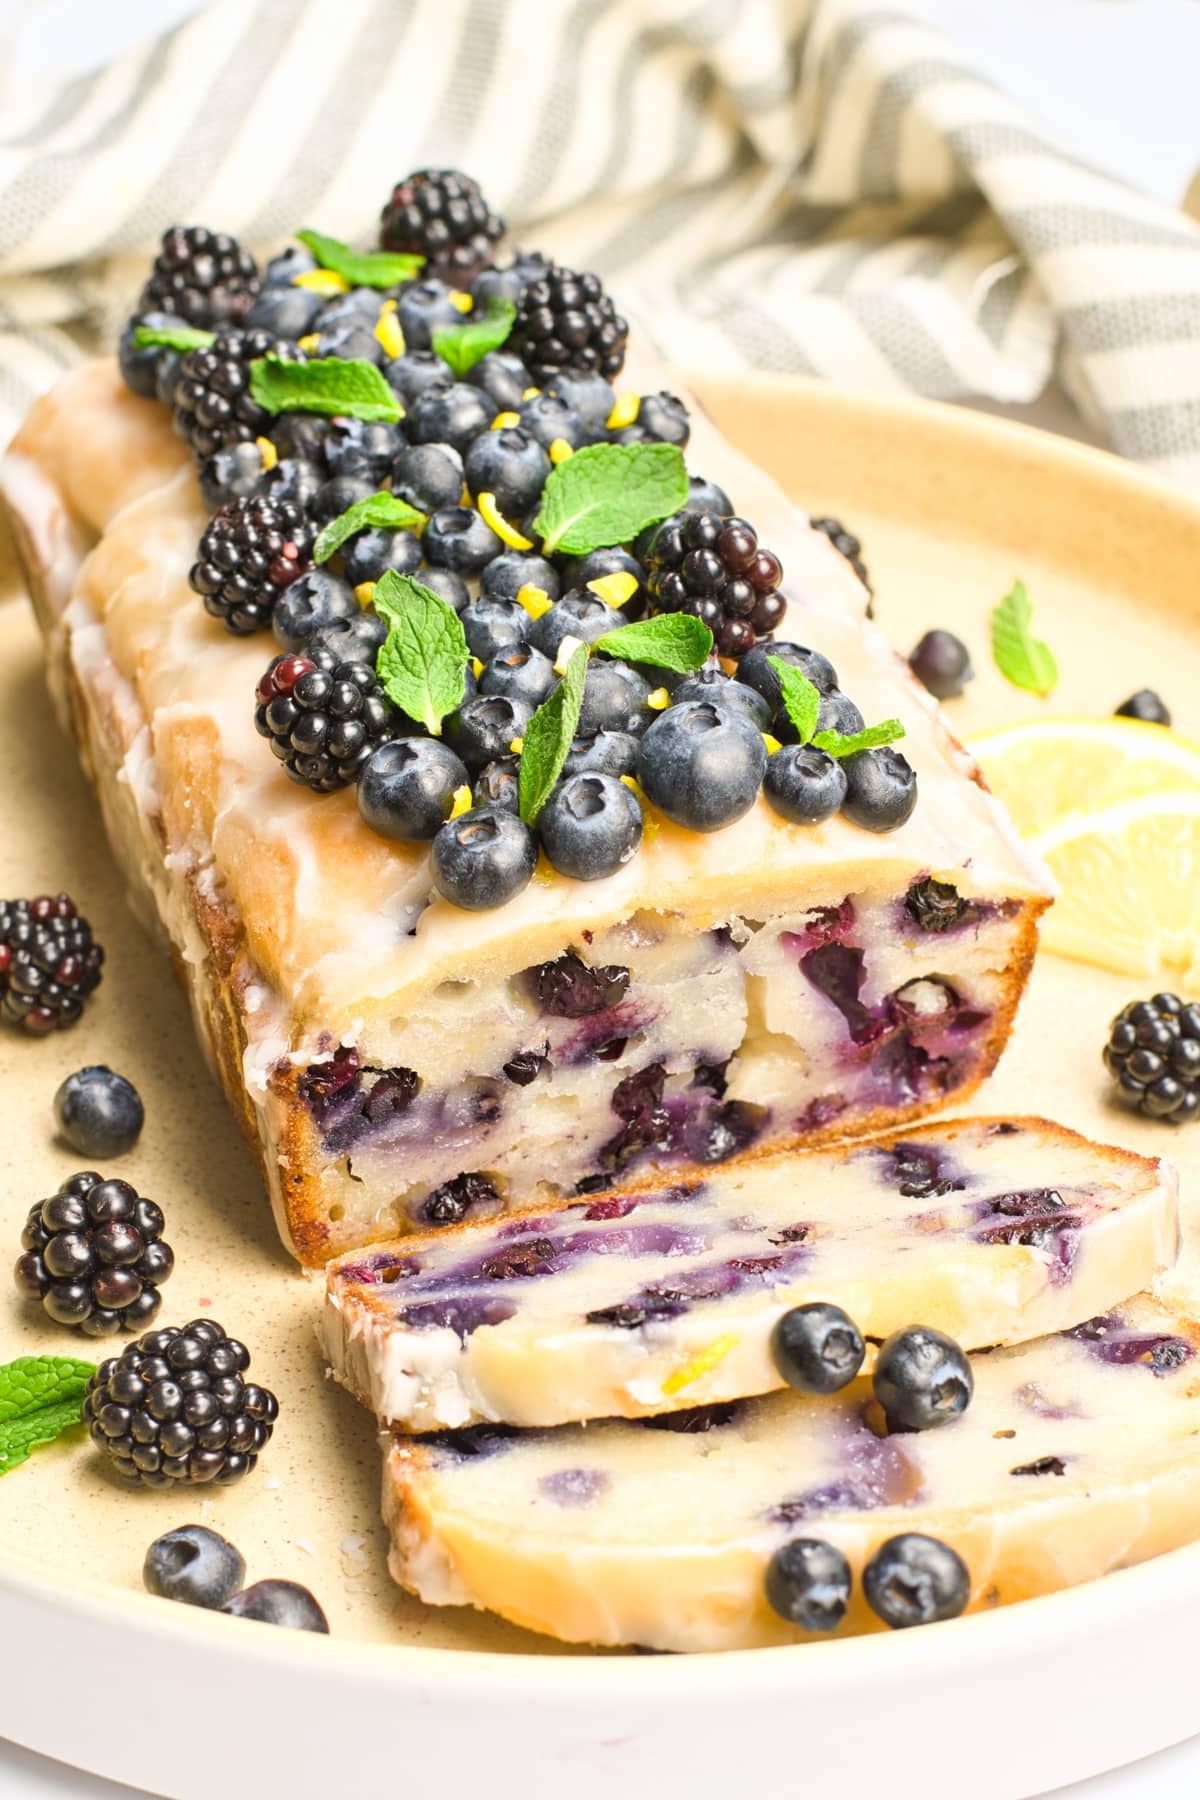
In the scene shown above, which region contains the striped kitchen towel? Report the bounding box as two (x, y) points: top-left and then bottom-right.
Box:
(1, 0), (1199, 488)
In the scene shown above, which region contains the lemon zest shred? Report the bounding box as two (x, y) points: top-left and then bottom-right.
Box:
(294, 269), (350, 295)
(471, 657), (484, 678)
(762, 732), (782, 755)
(354, 582), (377, 609)
(375, 310), (405, 359)
(548, 437), (574, 465)
(478, 491), (533, 551)
(554, 634), (587, 675)
(509, 737), (525, 754)
(449, 290), (474, 313)
(448, 785), (473, 821)
(255, 436), (278, 471)
(586, 570), (638, 608)
(297, 333), (320, 352)
(661, 1334), (739, 1397)
(606, 391), (640, 430)
(648, 687), (669, 711)
(491, 411), (520, 430)
(521, 386), (541, 400)
(515, 584), (553, 621)
(621, 775), (661, 839)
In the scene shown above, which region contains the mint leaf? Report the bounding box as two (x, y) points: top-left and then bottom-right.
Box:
(768, 657), (822, 743)
(593, 614), (712, 673)
(812, 719), (906, 759)
(518, 644), (589, 824)
(374, 571), (468, 734)
(533, 443), (689, 556)
(0, 1354), (95, 1477)
(432, 297), (516, 378)
(314, 492), (427, 563)
(991, 580), (1058, 698)
(133, 322), (215, 353)
(249, 355), (403, 423)
(296, 229), (425, 289)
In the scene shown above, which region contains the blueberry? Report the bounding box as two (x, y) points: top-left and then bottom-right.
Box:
(221, 1578), (329, 1633)
(460, 597), (531, 662)
(445, 695), (534, 773)
(324, 418), (403, 483)
(633, 391), (690, 447)
(464, 426), (551, 518)
(529, 591), (623, 660)
(909, 629), (974, 700)
(197, 440), (265, 512)
(538, 773), (643, 880)
(342, 528), (422, 588)
(763, 745), (848, 825)
(683, 474), (733, 517)
(873, 1325), (973, 1430)
(471, 250), (549, 308)
(772, 1303), (864, 1394)
(316, 286), (383, 324)
(578, 660), (653, 736)
(480, 551), (561, 602)
(273, 569), (357, 652)
(311, 474), (376, 526)
(154, 347), (185, 409)
(383, 350), (454, 407)
(480, 646), (558, 710)
(357, 739), (468, 841)
(310, 612), (388, 664)
(841, 747), (918, 833)
(144, 1524), (245, 1610)
(271, 413), (331, 465)
(244, 284), (322, 340)
(638, 702), (766, 831)
(466, 350), (534, 412)
(862, 1533), (969, 1629)
(1116, 688), (1171, 726)
(263, 245), (317, 287)
(417, 566), (470, 614)
(396, 278), (466, 351)
(316, 319), (384, 365)
(431, 807), (538, 910)
(562, 730), (640, 780)
(764, 1538), (852, 1632)
(53, 1067), (145, 1159)
(671, 670), (771, 731)
(814, 690), (864, 739)
(560, 546), (645, 597)
(423, 506), (502, 575)
(473, 757), (521, 813)
(517, 392), (587, 452)
(118, 311), (175, 399)
(408, 383), (492, 455)
(739, 640), (838, 707)
(545, 370), (617, 435)
(261, 456), (324, 513)
(391, 441), (464, 514)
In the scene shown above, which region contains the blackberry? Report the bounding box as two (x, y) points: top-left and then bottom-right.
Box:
(380, 168), (504, 281)
(15, 1172), (172, 1337)
(190, 495), (313, 636)
(255, 649), (398, 794)
(172, 329), (303, 459)
(137, 225), (261, 330)
(811, 515), (872, 599)
(644, 512), (784, 661)
(0, 894), (104, 1034)
(511, 264), (628, 385)
(82, 1318), (278, 1487)
(1104, 993), (1200, 1123)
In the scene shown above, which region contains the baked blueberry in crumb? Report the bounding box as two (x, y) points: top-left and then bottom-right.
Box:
(423, 1172), (500, 1226)
(532, 953), (629, 1017)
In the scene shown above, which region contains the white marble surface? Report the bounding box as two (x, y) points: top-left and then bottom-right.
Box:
(4, 1), (1200, 1795)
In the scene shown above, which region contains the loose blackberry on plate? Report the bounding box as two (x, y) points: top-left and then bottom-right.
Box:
(380, 167), (504, 280)
(172, 328), (303, 459)
(136, 225), (260, 329)
(644, 511), (785, 660)
(511, 264), (629, 384)
(0, 894), (104, 1034)
(255, 648), (398, 793)
(16, 1172), (172, 1336)
(190, 494), (313, 636)
(1104, 992), (1200, 1122)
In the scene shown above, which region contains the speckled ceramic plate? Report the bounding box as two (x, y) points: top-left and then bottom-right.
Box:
(3, 373), (1200, 1800)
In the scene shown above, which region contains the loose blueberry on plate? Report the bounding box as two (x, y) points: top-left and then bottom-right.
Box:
(1115, 688), (1171, 726)
(460, 597), (531, 662)
(538, 773), (643, 880)
(479, 551), (561, 601)
(422, 506), (503, 575)
(638, 702), (767, 832)
(480, 647), (558, 710)
(772, 1302), (865, 1394)
(763, 745), (848, 826)
(841, 747), (918, 833)
(862, 1533), (970, 1629)
(872, 1325), (973, 1430)
(221, 1579), (329, 1633)
(54, 1066), (145, 1158)
(16, 1171), (172, 1335)
(357, 739), (469, 841)
(909, 629), (974, 700)
(765, 1537), (853, 1632)
(562, 729), (640, 780)
(431, 807), (538, 910)
(272, 569), (357, 652)
(530, 592), (623, 660)
(445, 695), (534, 773)
(465, 427), (550, 517)
(408, 382), (493, 454)
(144, 1524), (246, 1609)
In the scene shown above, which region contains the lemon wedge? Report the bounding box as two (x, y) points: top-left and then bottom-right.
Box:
(970, 717), (1200, 836)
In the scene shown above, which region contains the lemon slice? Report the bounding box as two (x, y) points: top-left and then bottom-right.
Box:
(970, 718), (1200, 836)
(1029, 789), (1200, 978)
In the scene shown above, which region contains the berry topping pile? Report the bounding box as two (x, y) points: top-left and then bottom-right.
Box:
(15, 1172), (173, 1336)
(1104, 993), (1200, 1123)
(0, 894), (104, 1034)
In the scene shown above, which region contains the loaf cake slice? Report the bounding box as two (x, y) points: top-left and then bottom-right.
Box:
(323, 1116), (1178, 1430)
(4, 362), (1051, 1265)
(383, 1291), (1200, 1651)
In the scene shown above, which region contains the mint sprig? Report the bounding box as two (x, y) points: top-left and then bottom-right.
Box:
(594, 614), (712, 672)
(296, 229), (425, 290)
(0, 1354), (95, 1477)
(991, 579), (1058, 698)
(533, 443), (689, 556)
(250, 355), (403, 423)
(133, 322), (215, 353)
(432, 297), (516, 378)
(314, 492), (427, 563)
(518, 645), (589, 824)
(768, 654), (904, 759)
(374, 571), (468, 734)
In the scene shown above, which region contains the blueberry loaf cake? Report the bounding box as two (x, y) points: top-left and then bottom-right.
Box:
(2, 197), (1051, 1265)
(323, 1117), (1178, 1430)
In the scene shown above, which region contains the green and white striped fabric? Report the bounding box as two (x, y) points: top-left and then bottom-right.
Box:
(2, 0), (1199, 488)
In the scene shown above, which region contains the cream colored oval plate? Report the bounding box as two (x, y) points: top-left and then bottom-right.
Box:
(3, 373), (1200, 1800)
